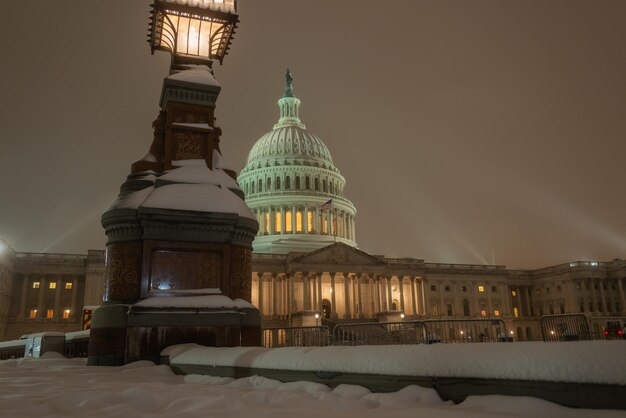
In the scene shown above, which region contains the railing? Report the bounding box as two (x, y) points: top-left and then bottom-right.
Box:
(333, 321), (424, 346)
(422, 319), (512, 343)
(262, 326), (330, 348)
(541, 314), (591, 342)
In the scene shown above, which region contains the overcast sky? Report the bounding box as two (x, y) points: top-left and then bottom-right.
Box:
(1, 0), (625, 269)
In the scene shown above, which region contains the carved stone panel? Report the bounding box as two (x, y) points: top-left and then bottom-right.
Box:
(173, 131), (205, 160)
(104, 242), (143, 303)
(141, 241), (230, 298)
(228, 246), (253, 301)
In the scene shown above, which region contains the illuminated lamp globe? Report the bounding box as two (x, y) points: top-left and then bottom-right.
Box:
(148, 0), (239, 65)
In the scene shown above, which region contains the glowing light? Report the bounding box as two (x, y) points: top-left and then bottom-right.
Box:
(400, 313), (405, 319)
(550, 330), (555, 335)
(314, 313), (320, 319)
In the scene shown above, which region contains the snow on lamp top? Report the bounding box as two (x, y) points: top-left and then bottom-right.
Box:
(149, 0), (238, 64)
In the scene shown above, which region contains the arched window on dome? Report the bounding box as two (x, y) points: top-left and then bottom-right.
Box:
(305, 176), (310, 190)
(296, 211), (303, 232)
(323, 179), (328, 192)
(285, 176), (291, 190)
(314, 178), (320, 191)
(266, 178), (271, 191)
(258, 179), (263, 193)
(251, 182), (255, 194)
(330, 182), (334, 195)
(295, 176), (301, 190)
(285, 210), (293, 233)
(276, 177), (281, 190)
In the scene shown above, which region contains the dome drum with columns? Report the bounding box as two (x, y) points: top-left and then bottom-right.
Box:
(238, 71), (357, 254)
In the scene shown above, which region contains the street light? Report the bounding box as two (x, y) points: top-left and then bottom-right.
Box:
(149, 0), (239, 65)
(400, 313), (405, 320)
(314, 313), (320, 326)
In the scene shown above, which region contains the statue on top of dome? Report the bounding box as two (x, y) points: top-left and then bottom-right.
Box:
(284, 69), (294, 98)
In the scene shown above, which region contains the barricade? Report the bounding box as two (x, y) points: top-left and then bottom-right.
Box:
(422, 319), (511, 343)
(332, 321), (424, 346)
(262, 326), (330, 348)
(540, 314), (591, 342)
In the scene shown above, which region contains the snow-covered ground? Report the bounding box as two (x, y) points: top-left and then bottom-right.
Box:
(1, 354), (624, 418)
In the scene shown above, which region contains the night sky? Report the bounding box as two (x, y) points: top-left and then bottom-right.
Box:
(1, 1), (625, 269)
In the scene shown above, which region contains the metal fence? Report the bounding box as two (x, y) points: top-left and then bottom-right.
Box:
(333, 321), (424, 346)
(262, 326), (330, 348)
(422, 319), (512, 343)
(540, 314), (591, 342)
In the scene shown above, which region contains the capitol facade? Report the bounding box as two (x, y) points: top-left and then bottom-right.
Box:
(0, 73), (625, 342)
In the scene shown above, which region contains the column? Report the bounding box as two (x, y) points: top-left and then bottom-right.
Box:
(369, 276), (376, 315)
(617, 279), (626, 314)
(303, 273), (310, 310)
(258, 274), (265, 315)
(590, 280), (598, 314)
(270, 274), (276, 316)
(524, 287), (532, 318)
(344, 273), (351, 319)
(599, 280), (608, 315)
(473, 282), (480, 317)
(486, 281), (493, 315)
(421, 279), (429, 317)
(70, 278), (79, 319)
(37, 275), (45, 318)
(374, 275), (381, 314)
(410, 277), (417, 316)
(399, 276), (406, 313)
(330, 273), (337, 318)
(260, 210), (266, 234)
(317, 272), (323, 312)
(280, 207), (286, 234)
(54, 278), (63, 320)
(291, 207), (297, 234)
(18, 274), (29, 319)
(269, 208), (276, 234)
(382, 277), (390, 311)
(356, 275), (363, 317)
(304, 207), (309, 234)
(314, 208), (320, 233)
(286, 273), (293, 317)
(416, 279), (424, 315)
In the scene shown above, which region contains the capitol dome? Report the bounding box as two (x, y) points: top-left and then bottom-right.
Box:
(238, 71), (357, 254)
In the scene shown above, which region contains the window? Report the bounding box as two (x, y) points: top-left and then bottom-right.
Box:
(258, 179), (263, 192)
(285, 177), (291, 190)
(557, 285), (562, 292)
(323, 179), (328, 192)
(264, 213), (269, 234)
(492, 286), (497, 293)
(546, 287), (551, 294)
(446, 303), (453, 316)
(513, 306), (519, 318)
(462, 286), (467, 292)
(478, 286), (485, 293)
(49, 282), (57, 290)
(63, 309), (71, 319)
(511, 290), (517, 297)
(305, 177), (310, 190)
(314, 178), (319, 191)
(323, 216), (328, 234)
(494, 308), (501, 317)
(430, 285), (436, 292)
(266, 178), (271, 190)
(46, 309), (54, 319)
(285, 211), (293, 233)
(535, 288), (540, 295)
(307, 211), (313, 233)
(251, 182), (255, 193)
(65, 282), (72, 290)
(275, 212), (282, 233)
(549, 304), (554, 315)
(462, 299), (470, 317)
(32, 282), (40, 289)
(445, 286), (450, 292)
(296, 211), (303, 232)
(276, 177), (281, 190)
(29, 309), (37, 319)
(559, 303), (565, 314)
(295, 176), (301, 190)
(481, 309), (487, 317)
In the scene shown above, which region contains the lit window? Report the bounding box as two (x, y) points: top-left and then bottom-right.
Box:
(536, 288), (541, 295)
(481, 310), (487, 317)
(264, 213), (269, 234)
(307, 212), (313, 233)
(49, 282), (57, 290)
(511, 290), (517, 297)
(478, 286), (485, 293)
(285, 211), (293, 233)
(275, 212), (282, 233)
(323, 217), (328, 234)
(63, 309), (71, 319)
(65, 282), (72, 290)
(46, 309), (54, 319)
(513, 307), (519, 318)
(29, 309), (37, 319)
(296, 211), (303, 232)
(494, 309), (501, 317)
(32, 282), (40, 289)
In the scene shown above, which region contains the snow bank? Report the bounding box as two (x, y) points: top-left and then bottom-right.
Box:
(134, 295), (254, 309)
(170, 341), (626, 385)
(0, 357), (621, 418)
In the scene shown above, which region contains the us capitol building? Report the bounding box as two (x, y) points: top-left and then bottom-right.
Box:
(1, 74), (625, 342)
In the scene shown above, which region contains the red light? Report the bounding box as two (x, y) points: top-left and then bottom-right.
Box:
(619, 330), (623, 335)
(604, 330), (609, 335)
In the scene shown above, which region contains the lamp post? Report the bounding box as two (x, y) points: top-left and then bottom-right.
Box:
(90, 0), (259, 366)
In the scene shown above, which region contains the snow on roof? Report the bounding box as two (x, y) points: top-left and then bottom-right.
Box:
(170, 341), (626, 386)
(213, 150), (235, 171)
(167, 65), (221, 88)
(140, 183), (254, 219)
(65, 330), (90, 341)
(134, 295), (253, 309)
(161, 159), (238, 189)
(161, 0), (236, 13)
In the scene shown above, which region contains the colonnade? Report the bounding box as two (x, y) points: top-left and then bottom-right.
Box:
(575, 278), (626, 316)
(16, 274), (81, 321)
(254, 207), (356, 242)
(252, 272), (425, 319)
